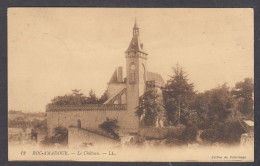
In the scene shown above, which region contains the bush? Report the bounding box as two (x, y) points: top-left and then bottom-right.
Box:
(181, 125), (198, 143)
(200, 128), (218, 143)
(51, 89), (108, 105)
(32, 119), (47, 133)
(164, 124), (198, 145)
(41, 136), (55, 145)
(99, 118), (119, 140)
(165, 125), (186, 145)
(200, 120), (245, 144)
(41, 126), (68, 146)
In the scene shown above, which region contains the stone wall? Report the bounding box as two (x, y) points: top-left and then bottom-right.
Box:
(46, 104), (136, 135)
(68, 127), (120, 148)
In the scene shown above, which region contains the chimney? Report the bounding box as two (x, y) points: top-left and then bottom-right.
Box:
(117, 66), (123, 82)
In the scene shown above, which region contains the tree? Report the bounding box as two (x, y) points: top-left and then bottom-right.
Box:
(163, 64), (195, 125)
(31, 119), (47, 133)
(41, 126), (68, 146)
(98, 91), (108, 104)
(136, 89), (165, 126)
(232, 78), (254, 119)
(51, 89), (86, 105)
(99, 118), (119, 139)
(51, 89), (107, 105)
(193, 84), (234, 128)
(193, 84), (246, 144)
(72, 89), (84, 105)
(86, 89), (99, 104)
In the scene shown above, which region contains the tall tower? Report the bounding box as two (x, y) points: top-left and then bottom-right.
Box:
(125, 19), (148, 131)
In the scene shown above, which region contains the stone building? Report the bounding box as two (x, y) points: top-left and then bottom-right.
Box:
(46, 20), (165, 136)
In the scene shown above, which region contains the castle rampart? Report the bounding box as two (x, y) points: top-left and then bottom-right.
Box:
(46, 104), (131, 135)
(46, 104), (127, 112)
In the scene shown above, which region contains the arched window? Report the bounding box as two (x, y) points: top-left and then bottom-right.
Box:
(113, 100), (119, 104)
(131, 73), (135, 82)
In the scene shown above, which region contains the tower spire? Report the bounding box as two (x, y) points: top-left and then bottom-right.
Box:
(125, 19), (147, 55)
(133, 17), (139, 36)
(134, 17), (138, 28)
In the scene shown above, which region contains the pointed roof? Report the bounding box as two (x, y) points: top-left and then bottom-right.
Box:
(126, 35), (145, 53)
(108, 69), (118, 83)
(133, 17), (138, 29)
(108, 68), (125, 84)
(125, 19), (147, 54)
(146, 71), (165, 87)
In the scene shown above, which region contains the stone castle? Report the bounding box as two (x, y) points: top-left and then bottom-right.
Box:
(46, 20), (165, 136)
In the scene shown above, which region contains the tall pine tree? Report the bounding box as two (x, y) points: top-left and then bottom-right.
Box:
(163, 64), (195, 125)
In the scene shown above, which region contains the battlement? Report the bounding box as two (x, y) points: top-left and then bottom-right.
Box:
(46, 104), (127, 112)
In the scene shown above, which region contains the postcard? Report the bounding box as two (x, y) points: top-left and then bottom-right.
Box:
(8, 8), (254, 162)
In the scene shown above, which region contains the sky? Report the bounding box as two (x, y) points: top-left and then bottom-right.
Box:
(8, 8), (254, 112)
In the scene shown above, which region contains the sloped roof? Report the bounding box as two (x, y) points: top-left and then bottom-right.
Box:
(108, 69), (118, 84)
(108, 69), (125, 84)
(125, 20), (147, 54)
(243, 120), (254, 127)
(126, 35), (146, 53)
(146, 71), (165, 87)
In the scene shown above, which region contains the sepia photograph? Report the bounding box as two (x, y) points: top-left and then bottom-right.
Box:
(8, 8), (254, 162)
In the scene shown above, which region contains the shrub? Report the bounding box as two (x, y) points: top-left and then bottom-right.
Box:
(181, 125), (198, 143)
(200, 128), (218, 143)
(164, 124), (198, 145)
(99, 118), (119, 140)
(200, 120), (245, 144)
(41, 126), (68, 146)
(165, 125), (186, 145)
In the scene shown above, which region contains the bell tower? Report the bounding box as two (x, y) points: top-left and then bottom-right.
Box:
(125, 19), (148, 131)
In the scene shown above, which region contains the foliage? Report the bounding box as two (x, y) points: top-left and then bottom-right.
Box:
(165, 125), (198, 145)
(136, 63), (252, 144)
(8, 117), (31, 130)
(200, 120), (245, 144)
(8, 110), (23, 114)
(31, 119), (47, 133)
(9, 116), (47, 132)
(30, 129), (38, 141)
(192, 83), (251, 144)
(136, 89), (165, 126)
(181, 125), (197, 142)
(231, 78), (254, 119)
(99, 118), (119, 139)
(51, 89), (108, 105)
(163, 64), (195, 125)
(165, 125), (186, 145)
(98, 91), (108, 104)
(194, 84), (234, 128)
(162, 64), (253, 144)
(41, 126), (68, 146)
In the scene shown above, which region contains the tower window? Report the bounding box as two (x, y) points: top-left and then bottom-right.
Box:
(130, 72), (135, 82)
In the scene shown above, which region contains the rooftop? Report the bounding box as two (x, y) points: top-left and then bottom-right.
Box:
(243, 120), (254, 127)
(146, 71), (165, 87)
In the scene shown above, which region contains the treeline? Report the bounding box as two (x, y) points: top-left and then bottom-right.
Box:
(51, 89), (108, 105)
(8, 110), (46, 117)
(9, 117), (47, 134)
(136, 64), (254, 144)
